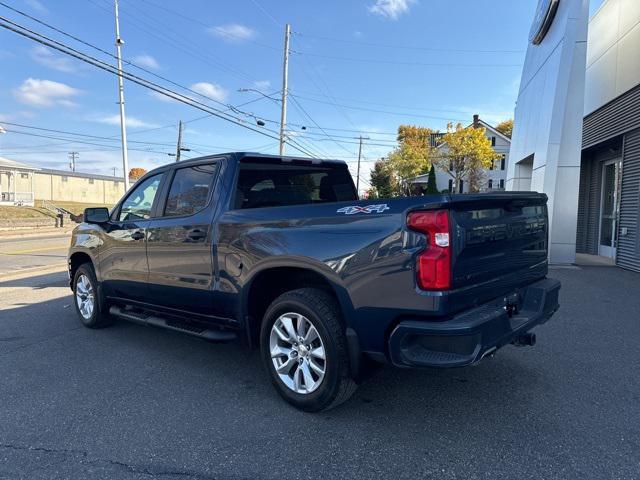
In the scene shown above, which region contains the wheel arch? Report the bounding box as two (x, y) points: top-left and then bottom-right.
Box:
(69, 251), (94, 284)
(241, 260), (355, 349)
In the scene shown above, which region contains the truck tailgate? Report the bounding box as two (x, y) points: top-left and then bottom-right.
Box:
(449, 192), (548, 299)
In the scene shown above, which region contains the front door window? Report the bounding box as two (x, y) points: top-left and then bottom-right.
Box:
(598, 160), (622, 258)
(118, 174), (162, 221)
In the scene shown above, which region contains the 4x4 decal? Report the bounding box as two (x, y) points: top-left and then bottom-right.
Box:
(337, 204), (390, 215)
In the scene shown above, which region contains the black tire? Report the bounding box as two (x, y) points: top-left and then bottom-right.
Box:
(72, 263), (113, 329)
(260, 288), (358, 412)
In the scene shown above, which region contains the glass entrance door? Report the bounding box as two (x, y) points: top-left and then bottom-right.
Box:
(598, 159), (622, 258)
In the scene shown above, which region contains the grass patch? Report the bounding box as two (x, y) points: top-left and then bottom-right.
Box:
(0, 206), (57, 220)
(35, 200), (114, 215)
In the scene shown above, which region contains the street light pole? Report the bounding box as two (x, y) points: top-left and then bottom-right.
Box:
(114, 0), (129, 191)
(279, 23), (290, 156)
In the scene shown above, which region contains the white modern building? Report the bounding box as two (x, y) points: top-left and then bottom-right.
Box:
(411, 115), (510, 193)
(508, 0), (640, 272)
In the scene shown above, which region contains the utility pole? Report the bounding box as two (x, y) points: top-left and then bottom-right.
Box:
(279, 23), (290, 156)
(355, 136), (369, 196)
(168, 120), (190, 161)
(175, 120), (183, 162)
(114, 0), (129, 191)
(112, 166), (117, 177)
(68, 151), (78, 172)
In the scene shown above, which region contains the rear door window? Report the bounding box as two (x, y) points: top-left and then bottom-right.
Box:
(235, 162), (357, 209)
(163, 164), (217, 217)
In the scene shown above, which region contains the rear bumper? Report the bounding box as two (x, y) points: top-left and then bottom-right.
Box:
(388, 277), (561, 368)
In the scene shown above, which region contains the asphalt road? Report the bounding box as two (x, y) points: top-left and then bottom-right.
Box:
(0, 233), (70, 276)
(0, 266), (639, 479)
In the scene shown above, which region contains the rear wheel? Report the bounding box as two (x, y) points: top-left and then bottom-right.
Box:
(73, 263), (112, 328)
(260, 288), (357, 412)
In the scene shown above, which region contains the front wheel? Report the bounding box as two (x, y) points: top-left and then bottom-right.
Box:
(72, 263), (113, 328)
(260, 288), (357, 412)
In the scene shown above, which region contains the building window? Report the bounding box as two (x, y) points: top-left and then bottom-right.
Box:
(21, 173), (29, 179)
(488, 179), (493, 189)
(448, 179), (453, 193)
(501, 155), (506, 170)
(491, 136), (496, 147)
(489, 160), (494, 170)
(499, 179), (504, 189)
(61, 176), (68, 182)
(459, 180), (464, 193)
(89, 178), (95, 184)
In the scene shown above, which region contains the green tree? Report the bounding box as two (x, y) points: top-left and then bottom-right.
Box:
(432, 123), (498, 193)
(495, 119), (513, 138)
(425, 164), (438, 194)
(387, 125), (434, 195)
(369, 158), (396, 198)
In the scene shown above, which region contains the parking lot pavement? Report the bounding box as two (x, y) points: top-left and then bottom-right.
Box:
(0, 266), (639, 480)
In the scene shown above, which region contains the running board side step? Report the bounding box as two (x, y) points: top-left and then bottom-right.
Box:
(109, 306), (237, 343)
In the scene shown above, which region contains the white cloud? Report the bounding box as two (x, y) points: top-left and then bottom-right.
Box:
(369, 0), (416, 19)
(190, 82), (228, 102)
(25, 0), (48, 14)
(253, 80), (271, 91)
(209, 24), (256, 42)
(13, 78), (80, 107)
(93, 114), (160, 129)
(132, 54), (160, 70)
(30, 46), (77, 73)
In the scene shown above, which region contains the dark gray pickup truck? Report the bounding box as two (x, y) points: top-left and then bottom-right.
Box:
(68, 152), (560, 411)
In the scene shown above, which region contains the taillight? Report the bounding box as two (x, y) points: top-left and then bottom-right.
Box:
(407, 210), (451, 290)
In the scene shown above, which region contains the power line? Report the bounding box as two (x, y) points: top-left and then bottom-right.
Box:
(289, 93), (468, 122)
(247, 0), (282, 27)
(138, 0), (280, 51)
(3, 129), (171, 154)
(290, 50), (523, 68)
(0, 15), (318, 158)
(0, 2), (257, 114)
(291, 90), (481, 116)
(86, 0), (257, 85)
(294, 32), (526, 54)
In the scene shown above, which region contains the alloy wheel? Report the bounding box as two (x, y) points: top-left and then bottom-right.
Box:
(75, 274), (95, 320)
(269, 312), (327, 394)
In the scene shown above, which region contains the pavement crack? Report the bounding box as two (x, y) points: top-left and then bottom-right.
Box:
(0, 443), (218, 479)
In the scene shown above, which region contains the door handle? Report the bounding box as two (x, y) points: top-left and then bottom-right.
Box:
(186, 229), (206, 240)
(131, 230), (145, 241)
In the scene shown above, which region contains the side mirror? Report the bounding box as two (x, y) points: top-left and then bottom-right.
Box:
(84, 207), (110, 224)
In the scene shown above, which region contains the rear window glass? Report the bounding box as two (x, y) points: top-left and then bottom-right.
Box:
(164, 164), (216, 217)
(234, 162), (357, 209)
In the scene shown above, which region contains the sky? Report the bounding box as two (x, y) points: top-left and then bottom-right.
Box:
(0, 0), (598, 187)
